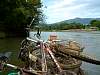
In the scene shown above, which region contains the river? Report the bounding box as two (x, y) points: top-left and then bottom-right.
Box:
(0, 31), (100, 75)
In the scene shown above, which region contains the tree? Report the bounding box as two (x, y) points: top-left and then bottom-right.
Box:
(90, 20), (97, 25)
(90, 20), (100, 28)
(0, 0), (42, 37)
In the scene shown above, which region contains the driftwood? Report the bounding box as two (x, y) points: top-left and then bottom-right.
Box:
(52, 41), (100, 65)
(19, 39), (84, 75)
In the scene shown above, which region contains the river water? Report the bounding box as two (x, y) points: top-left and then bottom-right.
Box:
(0, 31), (100, 75)
(30, 31), (100, 75)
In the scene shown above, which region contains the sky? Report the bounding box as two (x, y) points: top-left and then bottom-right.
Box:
(41, 0), (100, 24)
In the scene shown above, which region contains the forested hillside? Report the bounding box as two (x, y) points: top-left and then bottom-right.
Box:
(40, 18), (100, 31)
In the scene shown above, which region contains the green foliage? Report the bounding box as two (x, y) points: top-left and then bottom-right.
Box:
(90, 20), (100, 28)
(0, 0), (42, 37)
(40, 22), (85, 31)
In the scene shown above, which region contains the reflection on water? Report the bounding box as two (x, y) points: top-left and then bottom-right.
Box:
(0, 31), (100, 75)
(0, 38), (23, 64)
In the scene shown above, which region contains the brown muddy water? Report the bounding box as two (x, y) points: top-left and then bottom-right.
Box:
(0, 31), (100, 75)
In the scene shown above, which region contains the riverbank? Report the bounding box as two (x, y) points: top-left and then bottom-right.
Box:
(0, 31), (100, 75)
(31, 29), (100, 32)
(58, 28), (99, 32)
(0, 29), (99, 39)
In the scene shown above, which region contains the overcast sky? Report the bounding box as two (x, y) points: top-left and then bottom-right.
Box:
(42, 0), (100, 24)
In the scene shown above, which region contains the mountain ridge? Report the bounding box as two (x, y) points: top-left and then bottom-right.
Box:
(49, 18), (100, 25)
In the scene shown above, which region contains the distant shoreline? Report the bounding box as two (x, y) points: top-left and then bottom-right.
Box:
(31, 29), (99, 32)
(0, 29), (99, 38)
(60, 29), (99, 32)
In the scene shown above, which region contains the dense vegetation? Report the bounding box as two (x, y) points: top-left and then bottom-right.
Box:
(0, 0), (100, 35)
(0, 0), (42, 37)
(90, 20), (100, 28)
(39, 19), (100, 31)
(39, 22), (85, 31)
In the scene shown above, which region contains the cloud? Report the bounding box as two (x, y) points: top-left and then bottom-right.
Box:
(47, 0), (75, 9)
(42, 0), (100, 24)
